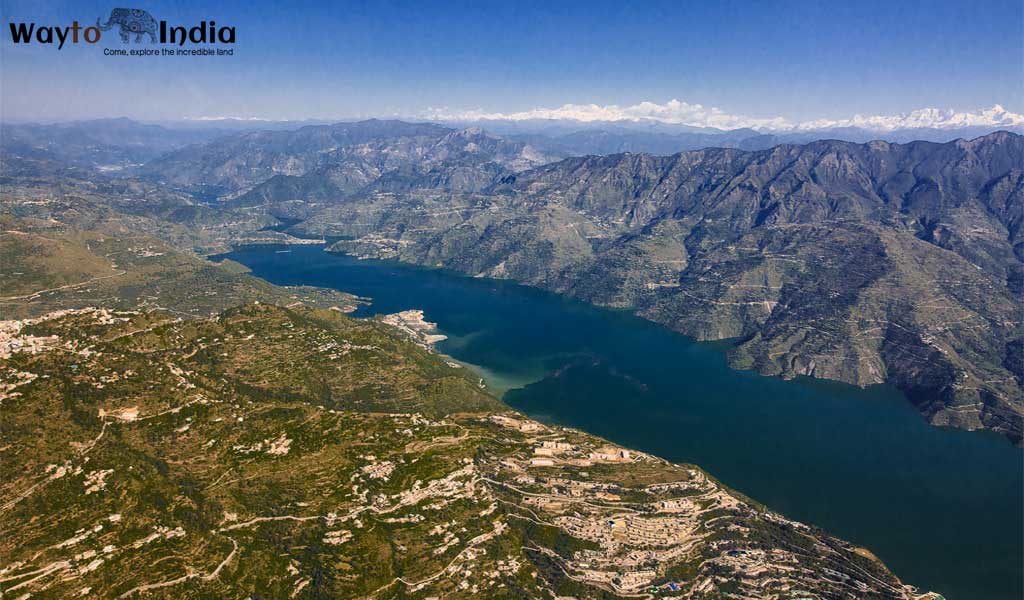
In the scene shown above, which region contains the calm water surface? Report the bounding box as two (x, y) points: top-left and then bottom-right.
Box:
(218, 244), (1023, 600)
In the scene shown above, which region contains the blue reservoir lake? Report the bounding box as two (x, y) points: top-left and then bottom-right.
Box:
(218, 244), (1023, 600)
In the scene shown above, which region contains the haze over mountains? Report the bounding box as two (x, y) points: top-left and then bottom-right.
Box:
(5, 115), (1022, 172)
(2, 117), (1022, 444)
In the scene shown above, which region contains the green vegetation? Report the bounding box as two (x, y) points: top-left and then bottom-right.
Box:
(0, 297), (936, 599)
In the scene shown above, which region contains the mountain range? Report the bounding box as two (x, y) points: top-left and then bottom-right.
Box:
(6, 116), (1021, 173)
(3, 118), (1022, 443)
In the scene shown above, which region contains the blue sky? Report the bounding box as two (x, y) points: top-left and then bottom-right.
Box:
(1, 0), (1021, 127)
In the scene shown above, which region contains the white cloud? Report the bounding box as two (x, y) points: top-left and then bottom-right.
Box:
(421, 100), (1023, 132)
(792, 105), (1024, 132)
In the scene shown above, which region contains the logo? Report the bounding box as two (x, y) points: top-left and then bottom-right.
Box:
(8, 7), (236, 50)
(97, 8), (157, 43)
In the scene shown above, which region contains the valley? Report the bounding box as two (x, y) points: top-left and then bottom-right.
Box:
(1, 116), (1021, 599)
(4, 3), (1020, 598)
(123, 121), (1024, 444)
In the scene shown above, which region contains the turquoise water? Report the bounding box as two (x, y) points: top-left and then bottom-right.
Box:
(218, 244), (1023, 600)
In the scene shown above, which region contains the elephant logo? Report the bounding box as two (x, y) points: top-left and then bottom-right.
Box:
(96, 8), (157, 43)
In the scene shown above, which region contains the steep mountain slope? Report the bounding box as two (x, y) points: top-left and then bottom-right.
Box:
(313, 133), (1023, 442)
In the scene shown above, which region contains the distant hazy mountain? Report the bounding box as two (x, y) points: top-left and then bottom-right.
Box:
(138, 119), (553, 207)
(749, 125), (1024, 146)
(150, 118), (340, 131)
(0, 118), (228, 172)
(444, 117), (1024, 157)
(5, 116), (1018, 177)
(503, 128), (760, 157)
